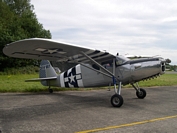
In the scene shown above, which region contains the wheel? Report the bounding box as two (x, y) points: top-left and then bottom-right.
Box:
(49, 88), (53, 93)
(111, 94), (124, 107)
(136, 88), (146, 99)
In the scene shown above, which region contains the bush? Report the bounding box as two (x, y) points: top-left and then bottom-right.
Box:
(0, 66), (39, 75)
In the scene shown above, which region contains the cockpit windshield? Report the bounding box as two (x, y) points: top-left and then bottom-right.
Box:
(116, 55), (130, 65)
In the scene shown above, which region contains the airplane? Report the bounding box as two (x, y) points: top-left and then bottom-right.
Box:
(3, 38), (166, 107)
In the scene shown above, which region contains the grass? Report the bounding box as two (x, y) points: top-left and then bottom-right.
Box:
(0, 74), (45, 92)
(0, 73), (177, 92)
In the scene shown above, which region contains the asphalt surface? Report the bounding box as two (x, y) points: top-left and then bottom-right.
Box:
(0, 86), (177, 133)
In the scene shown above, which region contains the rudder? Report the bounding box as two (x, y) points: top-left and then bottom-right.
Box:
(39, 60), (58, 86)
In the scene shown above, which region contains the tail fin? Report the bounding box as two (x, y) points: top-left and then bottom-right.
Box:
(40, 60), (58, 86)
(39, 60), (57, 78)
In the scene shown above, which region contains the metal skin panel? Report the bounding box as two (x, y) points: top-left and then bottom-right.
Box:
(116, 59), (165, 85)
(59, 64), (112, 88)
(116, 64), (131, 85)
(131, 61), (159, 80)
(80, 65), (111, 87)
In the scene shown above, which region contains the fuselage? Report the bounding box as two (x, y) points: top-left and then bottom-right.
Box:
(115, 57), (165, 85)
(47, 56), (166, 88)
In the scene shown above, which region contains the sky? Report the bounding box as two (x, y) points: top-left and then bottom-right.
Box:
(31, 0), (177, 65)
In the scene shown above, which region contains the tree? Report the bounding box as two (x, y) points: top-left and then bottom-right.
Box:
(0, 0), (51, 71)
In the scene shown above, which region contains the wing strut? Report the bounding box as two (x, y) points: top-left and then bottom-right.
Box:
(81, 51), (120, 92)
(81, 51), (116, 78)
(80, 63), (112, 78)
(81, 51), (124, 107)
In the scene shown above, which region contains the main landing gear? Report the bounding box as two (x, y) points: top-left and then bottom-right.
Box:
(110, 82), (147, 107)
(111, 81), (124, 107)
(111, 94), (123, 107)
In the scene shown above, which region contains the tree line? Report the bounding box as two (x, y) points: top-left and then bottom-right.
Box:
(0, 0), (51, 71)
(1, 0), (175, 73)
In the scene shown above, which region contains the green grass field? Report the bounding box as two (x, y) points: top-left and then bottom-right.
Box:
(0, 74), (45, 92)
(0, 73), (177, 92)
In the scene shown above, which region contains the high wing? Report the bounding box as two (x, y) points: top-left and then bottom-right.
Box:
(3, 38), (115, 64)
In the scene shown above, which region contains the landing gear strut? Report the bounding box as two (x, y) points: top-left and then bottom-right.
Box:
(110, 78), (124, 107)
(81, 53), (124, 107)
(132, 83), (146, 99)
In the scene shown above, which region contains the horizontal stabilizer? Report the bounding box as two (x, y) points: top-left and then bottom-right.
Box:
(25, 77), (57, 82)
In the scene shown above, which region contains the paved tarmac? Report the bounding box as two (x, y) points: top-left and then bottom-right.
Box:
(0, 86), (177, 133)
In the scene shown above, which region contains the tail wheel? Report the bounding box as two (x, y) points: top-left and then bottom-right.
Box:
(136, 88), (146, 99)
(49, 88), (53, 93)
(111, 94), (124, 107)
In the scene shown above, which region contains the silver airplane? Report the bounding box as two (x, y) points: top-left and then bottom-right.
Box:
(3, 38), (166, 107)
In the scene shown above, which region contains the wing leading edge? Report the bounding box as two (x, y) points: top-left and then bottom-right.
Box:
(3, 38), (115, 64)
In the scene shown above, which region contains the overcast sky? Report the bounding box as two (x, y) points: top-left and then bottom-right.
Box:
(31, 0), (177, 65)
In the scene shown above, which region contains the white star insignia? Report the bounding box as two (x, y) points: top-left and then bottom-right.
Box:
(69, 73), (75, 83)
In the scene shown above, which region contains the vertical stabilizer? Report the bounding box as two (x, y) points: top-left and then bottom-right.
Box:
(39, 60), (58, 86)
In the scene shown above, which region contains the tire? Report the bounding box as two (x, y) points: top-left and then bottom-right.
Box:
(136, 88), (146, 99)
(111, 94), (124, 107)
(49, 89), (53, 93)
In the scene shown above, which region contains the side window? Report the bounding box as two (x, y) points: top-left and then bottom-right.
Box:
(92, 64), (100, 70)
(116, 55), (129, 66)
(103, 63), (111, 68)
(101, 60), (113, 68)
(116, 60), (123, 65)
